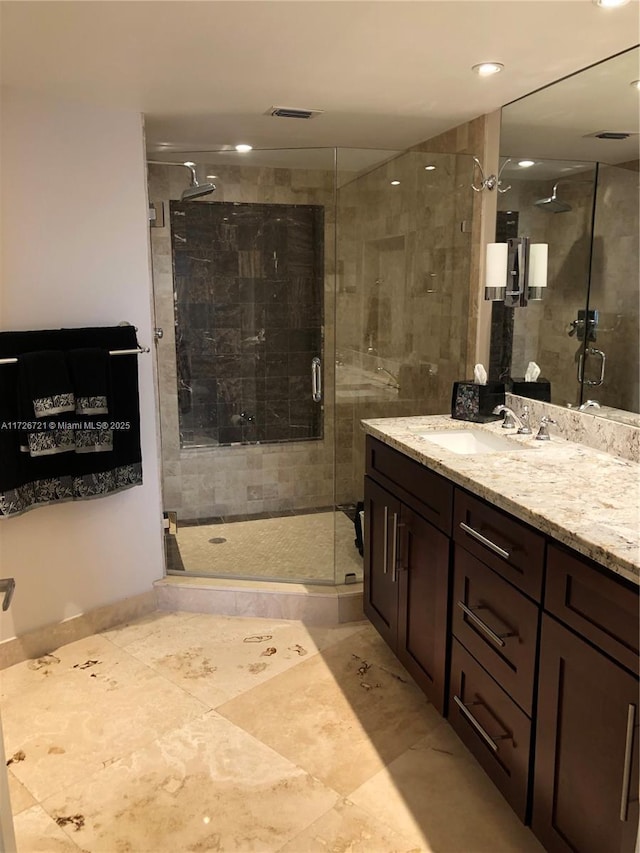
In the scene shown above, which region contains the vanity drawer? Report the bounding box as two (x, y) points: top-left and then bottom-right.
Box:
(366, 436), (453, 535)
(545, 544), (639, 675)
(453, 490), (545, 601)
(449, 638), (532, 821)
(452, 546), (540, 716)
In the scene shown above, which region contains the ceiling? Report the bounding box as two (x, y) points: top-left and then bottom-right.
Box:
(501, 45), (640, 167)
(1, 1), (639, 156)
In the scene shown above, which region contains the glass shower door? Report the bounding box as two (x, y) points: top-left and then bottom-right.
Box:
(148, 147), (338, 584)
(333, 148), (476, 583)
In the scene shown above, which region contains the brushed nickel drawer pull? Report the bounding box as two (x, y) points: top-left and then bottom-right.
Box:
(383, 505), (389, 574)
(460, 522), (510, 561)
(453, 695), (499, 753)
(457, 601), (506, 648)
(620, 703), (636, 822)
(391, 512), (399, 583)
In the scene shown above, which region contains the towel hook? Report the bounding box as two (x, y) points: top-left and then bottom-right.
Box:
(471, 157), (512, 193)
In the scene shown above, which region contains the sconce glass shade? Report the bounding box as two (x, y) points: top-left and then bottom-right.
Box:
(528, 243), (548, 299)
(484, 242), (508, 300)
(484, 240), (548, 302)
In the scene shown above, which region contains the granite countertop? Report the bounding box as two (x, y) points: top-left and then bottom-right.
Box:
(362, 415), (640, 586)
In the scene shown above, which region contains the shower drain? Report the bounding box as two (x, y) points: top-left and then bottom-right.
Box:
(209, 537), (227, 544)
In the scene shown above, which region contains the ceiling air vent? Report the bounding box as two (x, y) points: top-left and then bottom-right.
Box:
(584, 130), (638, 140)
(268, 106), (323, 120)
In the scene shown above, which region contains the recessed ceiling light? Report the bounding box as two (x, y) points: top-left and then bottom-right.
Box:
(594, 0), (630, 7)
(390, 180), (401, 186)
(424, 165), (436, 171)
(472, 62), (504, 77)
(518, 160), (535, 168)
(631, 80), (640, 90)
(235, 144), (253, 153)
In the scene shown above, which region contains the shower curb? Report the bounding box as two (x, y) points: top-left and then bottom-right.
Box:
(153, 577), (364, 625)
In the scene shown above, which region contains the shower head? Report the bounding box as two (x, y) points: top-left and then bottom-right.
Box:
(146, 159), (216, 200)
(534, 194), (572, 213)
(533, 178), (595, 214)
(181, 181), (216, 200)
(181, 162), (216, 200)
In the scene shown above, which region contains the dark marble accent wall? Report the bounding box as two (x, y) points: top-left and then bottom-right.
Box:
(488, 210), (519, 382)
(170, 201), (324, 447)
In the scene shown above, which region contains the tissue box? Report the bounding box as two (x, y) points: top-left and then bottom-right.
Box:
(451, 381), (505, 423)
(511, 378), (551, 402)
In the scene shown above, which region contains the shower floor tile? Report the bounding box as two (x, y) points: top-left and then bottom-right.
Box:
(170, 510), (363, 583)
(5, 611), (544, 853)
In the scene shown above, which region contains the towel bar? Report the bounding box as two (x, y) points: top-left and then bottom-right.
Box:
(0, 345), (150, 366)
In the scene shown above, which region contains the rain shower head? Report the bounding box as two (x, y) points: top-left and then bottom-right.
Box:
(181, 181), (216, 200)
(534, 194), (572, 213)
(533, 178), (594, 213)
(181, 162), (216, 200)
(146, 159), (216, 200)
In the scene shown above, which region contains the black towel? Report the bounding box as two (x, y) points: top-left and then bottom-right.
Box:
(0, 326), (142, 517)
(19, 351), (75, 419)
(17, 351), (75, 458)
(67, 348), (110, 415)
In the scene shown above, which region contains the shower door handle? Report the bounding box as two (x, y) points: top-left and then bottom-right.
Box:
(311, 357), (322, 402)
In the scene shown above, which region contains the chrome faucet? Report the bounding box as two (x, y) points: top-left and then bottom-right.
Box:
(492, 404), (529, 432)
(535, 415), (557, 441)
(578, 399), (601, 412)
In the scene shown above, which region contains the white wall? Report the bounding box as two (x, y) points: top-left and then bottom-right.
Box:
(0, 88), (164, 642)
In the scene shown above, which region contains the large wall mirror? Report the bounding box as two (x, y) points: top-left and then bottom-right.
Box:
(490, 46), (639, 425)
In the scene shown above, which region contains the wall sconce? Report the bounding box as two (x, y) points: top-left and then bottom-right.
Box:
(484, 238), (548, 306)
(471, 157), (512, 193)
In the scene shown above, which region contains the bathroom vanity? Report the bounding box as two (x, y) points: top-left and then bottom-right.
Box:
(362, 415), (639, 853)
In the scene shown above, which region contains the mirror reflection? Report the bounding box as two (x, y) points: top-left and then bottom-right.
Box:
(492, 47), (639, 423)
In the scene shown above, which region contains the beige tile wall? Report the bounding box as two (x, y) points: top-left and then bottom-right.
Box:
(334, 150), (476, 503)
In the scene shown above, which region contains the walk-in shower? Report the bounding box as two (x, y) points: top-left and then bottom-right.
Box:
(148, 146), (476, 585)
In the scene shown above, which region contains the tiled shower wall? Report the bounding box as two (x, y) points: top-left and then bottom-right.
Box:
(334, 151), (475, 503)
(149, 162), (335, 520)
(170, 200), (324, 446)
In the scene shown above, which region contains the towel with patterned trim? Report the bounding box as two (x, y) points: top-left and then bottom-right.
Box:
(66, 348), (110, 415)
(17, 351), (75, 457)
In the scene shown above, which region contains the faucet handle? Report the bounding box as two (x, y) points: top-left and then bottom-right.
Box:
(535, 415), (557, 441)
(517, 405), (532, 435)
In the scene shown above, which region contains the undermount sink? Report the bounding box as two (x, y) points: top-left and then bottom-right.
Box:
(415, 429), (526, 455)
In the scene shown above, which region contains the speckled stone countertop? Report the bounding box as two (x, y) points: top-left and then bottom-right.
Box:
(362, 415), (640, 587)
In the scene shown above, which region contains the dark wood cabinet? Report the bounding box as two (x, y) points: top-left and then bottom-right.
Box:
(363, 431), (639, 852)
(533, 614), (639, 853)
(396, 505), (450, 715)
(363, 475), (400, 649)
(364, 438), (453, 713)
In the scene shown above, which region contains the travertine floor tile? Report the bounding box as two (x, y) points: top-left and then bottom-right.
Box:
(100, 609), (199, 648)
(121, 612), (366, 707)
(8, 770), (37, 814)
(2, 635), (208, 801)
(14, 804), (84, 853)
(40, 710), (339, 853)
(217, 624), (441, 795)
(277, 797), (422, 853)
(349, 721), (544, 852)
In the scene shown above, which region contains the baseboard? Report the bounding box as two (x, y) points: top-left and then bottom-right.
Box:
(0, 589), (157, 670)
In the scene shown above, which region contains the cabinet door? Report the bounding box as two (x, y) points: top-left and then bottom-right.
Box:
(533, 615), (639, 853)
(397, 506), (450, 715)
(364, 476), (400, 649)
